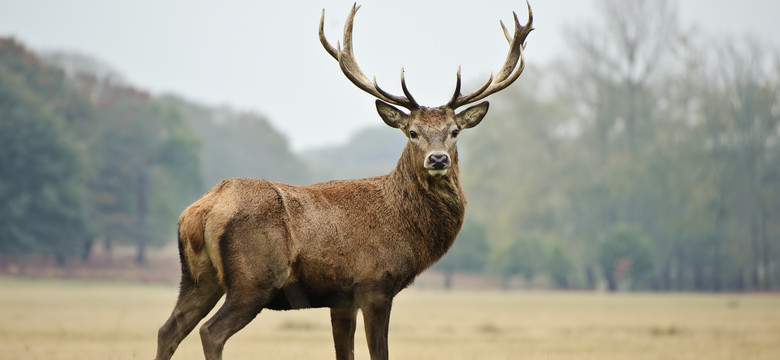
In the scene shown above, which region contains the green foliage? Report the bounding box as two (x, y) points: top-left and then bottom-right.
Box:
(87, 85), (202, 257)
(545, 240), (573, 289)
(490, 234), (545, 287)
(458, 0), (780, 291)
(0, 38), (205, 264)
(0, 37), (307, 265)
(2, 0), (779, 290)
(0, 39), (91, 260)
(597, 225), (654, 291)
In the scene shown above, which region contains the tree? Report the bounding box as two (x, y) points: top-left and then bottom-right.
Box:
(86, 84), (201, 264)
(554, 0), (683, 290)
(692, 36), (780, 290)
(63, 68), (202, 264)
(490, 234), (545, 290)
(545, 240), (573, 289)
(597, 225), (654, 291)
(560, 0), (678, 155)
(0, 39), (92, 264)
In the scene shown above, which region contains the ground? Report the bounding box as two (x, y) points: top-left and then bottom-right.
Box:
(1, 277), (779, 360)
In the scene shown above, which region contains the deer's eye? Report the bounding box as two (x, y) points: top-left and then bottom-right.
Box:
(451, 129), (459, 138)
(409, 130), (418, 139)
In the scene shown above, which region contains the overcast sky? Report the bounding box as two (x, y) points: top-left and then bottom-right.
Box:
(1, 0), (778, 151)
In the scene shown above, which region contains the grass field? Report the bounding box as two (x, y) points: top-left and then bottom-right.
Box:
(1, 277), (779, 359)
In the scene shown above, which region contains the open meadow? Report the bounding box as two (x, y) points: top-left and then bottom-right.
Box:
(1, 277), (779, 359)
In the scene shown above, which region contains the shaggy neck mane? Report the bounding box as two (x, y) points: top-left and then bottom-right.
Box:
(385, 143), (467, 271)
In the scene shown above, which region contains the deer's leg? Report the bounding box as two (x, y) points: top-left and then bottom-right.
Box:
(360, 295), (393, 360)
(155, 269), (224, 360)
(198, 287), (270, 360)
(331, 306), (358, 360)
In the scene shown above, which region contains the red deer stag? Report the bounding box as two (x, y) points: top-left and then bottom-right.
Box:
(155, 3), (532, 360)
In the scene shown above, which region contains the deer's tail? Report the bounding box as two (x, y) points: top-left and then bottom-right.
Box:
(177, 186), (226, 287)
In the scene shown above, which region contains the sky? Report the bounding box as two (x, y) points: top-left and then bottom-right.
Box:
(1, 0), (778, 151)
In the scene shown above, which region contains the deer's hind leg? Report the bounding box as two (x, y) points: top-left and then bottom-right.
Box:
(155, 264), (225, 360)
(198, 214), (291, 360)
(198, 284), (274, 360)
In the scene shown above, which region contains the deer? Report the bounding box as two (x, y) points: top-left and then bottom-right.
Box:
(155, 3), (532, 360)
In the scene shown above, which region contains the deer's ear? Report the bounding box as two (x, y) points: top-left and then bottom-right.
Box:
(456, 101), (489, 129)
(376, 100), (409, 129)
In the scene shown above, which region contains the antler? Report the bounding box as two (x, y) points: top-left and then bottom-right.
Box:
(446, 1), (534, 109)
(320, 4), (419, 110)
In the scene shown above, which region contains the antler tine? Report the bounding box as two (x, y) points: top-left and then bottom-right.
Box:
(500, 20), (512, 44)
(320, 4), (419, 110)
(374, 68), (420, 109)
(447, 66), (463, 106)
(448, 66), (495, 108)
(447, 0), (534, 109)
(319, 9), (339, 60)
(494, 11), (524, 83)
(399, 68), (418, 107)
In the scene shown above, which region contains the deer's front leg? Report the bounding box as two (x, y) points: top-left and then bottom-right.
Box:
(360, 296), (393, 360)
(331, 306), (358, 360)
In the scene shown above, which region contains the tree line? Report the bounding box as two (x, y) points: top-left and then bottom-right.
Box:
(1, 0), (778, 292)
(0, 39), (308, 264)
(455, 0), (779, 291)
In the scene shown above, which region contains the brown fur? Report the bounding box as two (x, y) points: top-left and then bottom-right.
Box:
(155, 106), (473, 360)
(156, 3), (532, 359)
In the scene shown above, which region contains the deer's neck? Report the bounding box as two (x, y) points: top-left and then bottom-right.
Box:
(386, 144), (466, 270)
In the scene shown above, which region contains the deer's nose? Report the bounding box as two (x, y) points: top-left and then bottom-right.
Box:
(428, 153), (450, 170)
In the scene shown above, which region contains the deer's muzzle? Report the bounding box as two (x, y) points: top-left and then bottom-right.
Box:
(425, 152), (451, 176)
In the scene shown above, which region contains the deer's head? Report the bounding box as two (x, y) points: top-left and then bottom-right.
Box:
(320, 3), (533, 178)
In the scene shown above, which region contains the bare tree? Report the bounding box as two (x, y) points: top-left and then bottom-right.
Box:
(560, 0), (680, 155)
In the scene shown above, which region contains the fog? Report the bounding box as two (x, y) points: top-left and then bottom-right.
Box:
(1, 0), (778, 151)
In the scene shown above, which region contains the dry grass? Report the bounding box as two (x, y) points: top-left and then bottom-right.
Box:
(1, 277), (779, 359)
